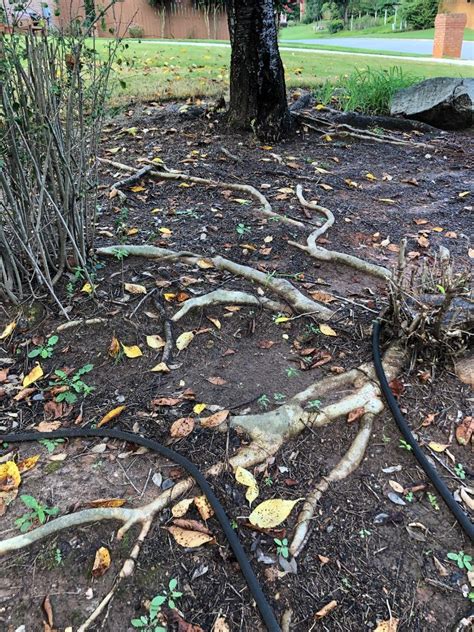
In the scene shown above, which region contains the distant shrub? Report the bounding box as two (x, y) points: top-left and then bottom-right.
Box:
(400, 0), (439, 30)
(128, 24), (144, 38)
(314, 66), (420, 115)
(328, 19), (344, 33)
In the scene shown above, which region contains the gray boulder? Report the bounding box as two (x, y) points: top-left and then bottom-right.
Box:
(390, 77), (474, 130)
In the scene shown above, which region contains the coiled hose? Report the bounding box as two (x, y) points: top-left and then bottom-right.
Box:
(372, 319), (474, 541)
(0, 427), (281, 632)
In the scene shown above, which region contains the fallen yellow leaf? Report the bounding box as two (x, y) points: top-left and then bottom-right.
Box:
(108, 336), (120, 358)
(81, 282), (94, 294)
(249, 498), (301, 528)
(193, 403), (206, 415)
(200, 410), (229, 428)
(17, 455), (40, 473)
(92, 546), (111, 577)
(428, 441), (450, 453)
(207, 317), (221, 330)
(319, 324), (337, 337)
(458, 191), (470, 198)
(97, 405), (126, 428)
(176, 331), (194, 351)
(150, 362), (170, 373)
(146, 335), (166, 349)
(164, 525), (214, 548)
(122, 344), (143, 358)
(0, 321), (16, 340)
(197, 258), (214, 269)
(0, 461), (21, 491)
(235, 466), (259, 505)
(172, 498), (194, 518)
(130, 185), (146, 193)
(366, 173), (377, 181)
(124, 283), (147, 295)
(23, 363), (44, 387)
(194, 495), (214, 520)
(158, 227), (172, 235)
(274, 316), (291, 324)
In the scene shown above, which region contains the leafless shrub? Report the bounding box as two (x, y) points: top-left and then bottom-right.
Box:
(0, 21), (118, 312)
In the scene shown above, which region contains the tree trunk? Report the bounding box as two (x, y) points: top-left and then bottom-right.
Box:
(226, 0), (292, 142)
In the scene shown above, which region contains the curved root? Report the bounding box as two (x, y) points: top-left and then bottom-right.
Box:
(289, 412), (375, 557)
(96, 245), (334, 320)
(99, 157), (306, 229)
(171, 289), (289, 322)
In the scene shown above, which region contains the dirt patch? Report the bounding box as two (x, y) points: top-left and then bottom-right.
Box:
(0, 104), (472, 632)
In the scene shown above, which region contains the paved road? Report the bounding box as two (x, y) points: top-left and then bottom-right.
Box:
(285, 37), (474, 61)
(148, 40), (473, 67)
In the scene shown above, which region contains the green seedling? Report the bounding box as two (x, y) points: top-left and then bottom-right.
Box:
(285, 367), (299, 378)
(273, 393), (286, 402)
(131, 578), (182, 631)
(112, 247), (129, 261)
(264, 476), (273, 487)
(257, 394), (270, 410)
(404, 491), (414, 503)
(39, 438), (65, 454)
(28, 335), (59, 359)
(307, 399), (322, 410)
(399, 439), (412, 451)
(15, 495), (59, 533)
(447, 551), (472, 571)
(454, 463), (466, 480)
(66, 266), (86, 297)
(236, 222), (251, 238)
(274, 537), (289, 559)
(359, 528), (371, 539)
(51, 363), (94, 404)
(427, 493), (439, 511)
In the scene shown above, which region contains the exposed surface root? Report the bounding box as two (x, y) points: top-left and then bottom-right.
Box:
(290, 412), (375, 557)
(95, 244), (334, 320)
(99, 157), (306, 229)
(289, 185), (392, 281)
(171, 289), (289, 322)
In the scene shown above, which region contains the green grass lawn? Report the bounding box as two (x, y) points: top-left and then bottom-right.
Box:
(279, 23), (474, 41)
(103, 40), (471, 105)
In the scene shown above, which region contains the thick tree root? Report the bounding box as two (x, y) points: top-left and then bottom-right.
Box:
(289, 186), (392, 281)
(95, 244), (334, 320)
(289, 412), (375, 557)
(171, 289), (289, 322)
(98, 157), (306, 229)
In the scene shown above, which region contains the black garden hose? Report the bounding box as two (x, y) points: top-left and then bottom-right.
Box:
(0, 427), (281, 632)
(372, 319), (474, 541)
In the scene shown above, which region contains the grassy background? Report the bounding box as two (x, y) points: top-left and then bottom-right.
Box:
(104, 41), (470, 104)
(279, 24), (474, 41)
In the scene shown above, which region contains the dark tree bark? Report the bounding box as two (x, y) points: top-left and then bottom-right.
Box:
(226, 0), (293, 142)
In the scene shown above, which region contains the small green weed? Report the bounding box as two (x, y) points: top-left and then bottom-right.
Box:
(274, 537), (289, 559)
(236, 222), (251, 238)
(258, 394), (270, 410)
(454, 463), (466, 480)
(39, 438), (65, 454)
(15, 495), (59, 533)
(427, 493), (439, 511)
(51, 364), (94, 404)
(28, 335), (59, 359)
(447, 551), (472, 571)
(399, 439), (412, 451)
(285, 367), (299, 378)
(131, 578), (182, 631)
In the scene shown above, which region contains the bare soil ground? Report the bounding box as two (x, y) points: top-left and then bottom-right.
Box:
(0, 103), (473, 632)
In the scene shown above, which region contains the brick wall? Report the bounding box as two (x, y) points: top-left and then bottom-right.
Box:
(432, 13), (467, 58)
